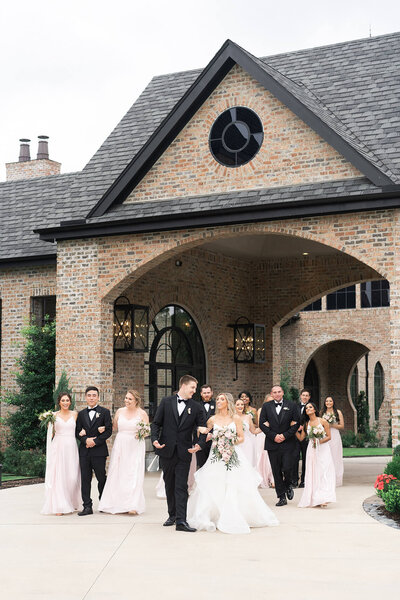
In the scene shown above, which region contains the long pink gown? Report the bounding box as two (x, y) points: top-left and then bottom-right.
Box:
(99, 414), (145, 514)
(241, 420), (257, 467)
(41, 415), (81, 514)
(255, 432), (274, 488)
(298, 423), (336, 508)
(328, 427), (344, 486)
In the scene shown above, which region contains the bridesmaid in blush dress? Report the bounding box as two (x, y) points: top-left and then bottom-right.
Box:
(99, 390), (149, 515)
(256, 394), (274, 488)
(297, 402), (336, 508)
(41, 393), (80, 515)
(235, 397), (257, 467)
(321, 396), (344, 486)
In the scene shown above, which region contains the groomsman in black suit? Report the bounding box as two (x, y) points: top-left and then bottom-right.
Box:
(75, 386), (112, 515)
(151, 375), (206, 532)
(259, 384), (299, 506)
(292, 389), (311, 488)
(196, 384), (215, 469)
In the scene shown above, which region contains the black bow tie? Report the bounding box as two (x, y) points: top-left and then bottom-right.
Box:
(275, 402), (283, 407)
(88, 407), (97, 412)
(178, 398), (188, 404)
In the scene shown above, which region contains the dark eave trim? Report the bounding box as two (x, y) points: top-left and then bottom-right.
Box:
(0, 254), (57, 270)
(37, 192), (400, 243)
(87, 40), (394, 219)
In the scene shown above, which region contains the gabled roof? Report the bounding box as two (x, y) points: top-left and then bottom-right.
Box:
(86, 38), (396, 219)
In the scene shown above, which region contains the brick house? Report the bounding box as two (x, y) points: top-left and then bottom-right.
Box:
(1, 33), (399, 447)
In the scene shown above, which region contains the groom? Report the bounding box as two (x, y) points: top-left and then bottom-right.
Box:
(75, 386), (112, 515)
(259, 384), (299, 506)
(151, 375), (206, 532)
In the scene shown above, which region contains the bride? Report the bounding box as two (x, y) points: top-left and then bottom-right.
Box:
(187, 392), (279, 534)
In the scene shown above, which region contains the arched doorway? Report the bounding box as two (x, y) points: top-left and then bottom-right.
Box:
(304, 358), (320, 408)
(144, 305), (206, 418)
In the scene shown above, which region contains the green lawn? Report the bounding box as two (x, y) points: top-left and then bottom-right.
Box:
(343, 447), (393, 457)
(1, 474), (32, 482)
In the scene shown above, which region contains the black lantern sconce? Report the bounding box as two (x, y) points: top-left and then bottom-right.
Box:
(228, 317), (266, 379)
(113, 296), (149, 353)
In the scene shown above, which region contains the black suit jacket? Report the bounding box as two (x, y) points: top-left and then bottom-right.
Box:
(259, 399), (299, 453)
(151, 394), (206, 462)
(75, 405), (112, 457)
(200, 399), (216, 423)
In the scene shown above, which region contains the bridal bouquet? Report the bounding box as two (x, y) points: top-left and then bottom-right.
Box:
(135, 421), (151, 441)
(38, 410), (56, 429)
(323, 412), (337, 425)
(211, 427), (240, 471)
(307, 422), (326, 448)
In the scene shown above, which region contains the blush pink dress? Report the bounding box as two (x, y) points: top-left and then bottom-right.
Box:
(255, 432), (274, 488)
(322, 413), (344, 487)
(298, 421), (336, 508)
(240, 420), (257, 467)
(99, 414), (146, 514)
(41, 415), (81, 514)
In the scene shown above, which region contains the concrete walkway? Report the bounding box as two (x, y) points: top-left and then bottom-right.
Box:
(0, 456), (398, 600)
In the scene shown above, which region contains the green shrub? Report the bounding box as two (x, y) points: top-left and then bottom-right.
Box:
(355, 433), (365, 448)
(384, 455), (400, 480)
(364, 425), (380, 448)
(387, 417), (392, 448)
(382, 480), (400, 513)
(341, 431), (356, 447)
(354, 391), (369, 435)
(2, 447), (46, 477)
(393, 445), (400, 457)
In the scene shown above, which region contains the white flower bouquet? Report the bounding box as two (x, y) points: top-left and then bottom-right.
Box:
(308, 422), (326, 448)
(38, 410), (56, 429)
(135, 421), (151, 441)
(322, 412), (336, 425)
(210, 426), (240, 471)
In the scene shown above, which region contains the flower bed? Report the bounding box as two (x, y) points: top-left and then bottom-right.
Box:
(374, 474), (400, 513)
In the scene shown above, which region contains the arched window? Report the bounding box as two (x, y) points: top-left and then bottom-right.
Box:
(144, 305), (206, 419)
(374, 362), (384, 420)
(304, 359), (320, 409)
(350, 365), (359, 405)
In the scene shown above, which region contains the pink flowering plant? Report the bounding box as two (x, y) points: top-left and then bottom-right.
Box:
(210, 426), (240, 471)
(374, 473), (400, 513)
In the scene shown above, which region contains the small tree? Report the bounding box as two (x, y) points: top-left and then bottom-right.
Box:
(355, 390), (369, 434)
(53, 369), (76, 409)
(2, 318), (56, 450)
(280, 365), (300, 403)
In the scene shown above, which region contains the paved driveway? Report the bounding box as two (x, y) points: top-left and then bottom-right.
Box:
(0, 456), (397, 600)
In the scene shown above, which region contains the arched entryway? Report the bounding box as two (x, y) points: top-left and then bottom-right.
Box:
(304, 358), (320, 408)
(144, 305), (206, 418)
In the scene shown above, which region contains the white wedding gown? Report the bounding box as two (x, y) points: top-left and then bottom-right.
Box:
(187, 422), (279, 534)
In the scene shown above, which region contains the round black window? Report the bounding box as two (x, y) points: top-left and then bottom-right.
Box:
(209, 107), (263, 167)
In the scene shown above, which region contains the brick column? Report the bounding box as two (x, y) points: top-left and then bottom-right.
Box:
(389, 276), (400, 448)
(55, 240), (114, 411)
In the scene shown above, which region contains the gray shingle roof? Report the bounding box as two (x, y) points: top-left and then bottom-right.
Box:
(2, 31), (400, 260)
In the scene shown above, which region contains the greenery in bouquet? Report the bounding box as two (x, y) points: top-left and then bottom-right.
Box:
(136, 421), (151, 441)
(211, 426), (240, 471)
(322, 412), (337, 425)
(38, 409), (56, 431)
(307, 422), (325, 448)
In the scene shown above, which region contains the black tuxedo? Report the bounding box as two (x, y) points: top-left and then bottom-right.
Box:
(75, 405), (112, 509)
(292, 403), (309, 486)
(196, 399), (216, 469)
(259, 399), (299, 499)
(151, 394), (206, 521)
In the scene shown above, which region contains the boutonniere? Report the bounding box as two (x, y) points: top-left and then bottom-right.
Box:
(95, 412), (100, 419)
(188, 408), (191, 415)
(283, 407), (290, 411)
(210, 404), (215, 410)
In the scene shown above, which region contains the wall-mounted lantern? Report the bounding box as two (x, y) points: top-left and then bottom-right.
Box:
(228, 317), (266, 379)
(113, 296), (149, 352)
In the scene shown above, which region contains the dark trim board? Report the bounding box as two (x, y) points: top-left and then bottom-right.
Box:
(36, 194), (400, 242)
(87, 39), (394, 219)
(0, 254), (57, 269)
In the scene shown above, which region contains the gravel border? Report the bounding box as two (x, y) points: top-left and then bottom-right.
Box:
(363, 494), (400, 530)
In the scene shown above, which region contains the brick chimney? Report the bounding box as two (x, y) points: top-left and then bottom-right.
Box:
(6, 136), (61, 181)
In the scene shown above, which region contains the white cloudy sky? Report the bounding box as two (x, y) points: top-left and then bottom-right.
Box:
(1, 0), (400, 180)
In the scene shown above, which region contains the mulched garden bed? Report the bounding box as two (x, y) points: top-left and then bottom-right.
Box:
(0, 477), (44, 489)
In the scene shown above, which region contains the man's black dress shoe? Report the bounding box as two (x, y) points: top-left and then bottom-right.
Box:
(292, 482), (299, 488)
(275, 497), (287, 507)
(78, 507), (93, 516)
(176, 521), (196, 532)
(163, 516), (176, 526)
(286, 486), (294, 501)
(299, 482), (305, 488)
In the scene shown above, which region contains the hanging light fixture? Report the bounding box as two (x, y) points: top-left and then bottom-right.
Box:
(228, 316), (266, 363)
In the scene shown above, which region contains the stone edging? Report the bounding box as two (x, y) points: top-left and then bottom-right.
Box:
(363, 494), (400, 530)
